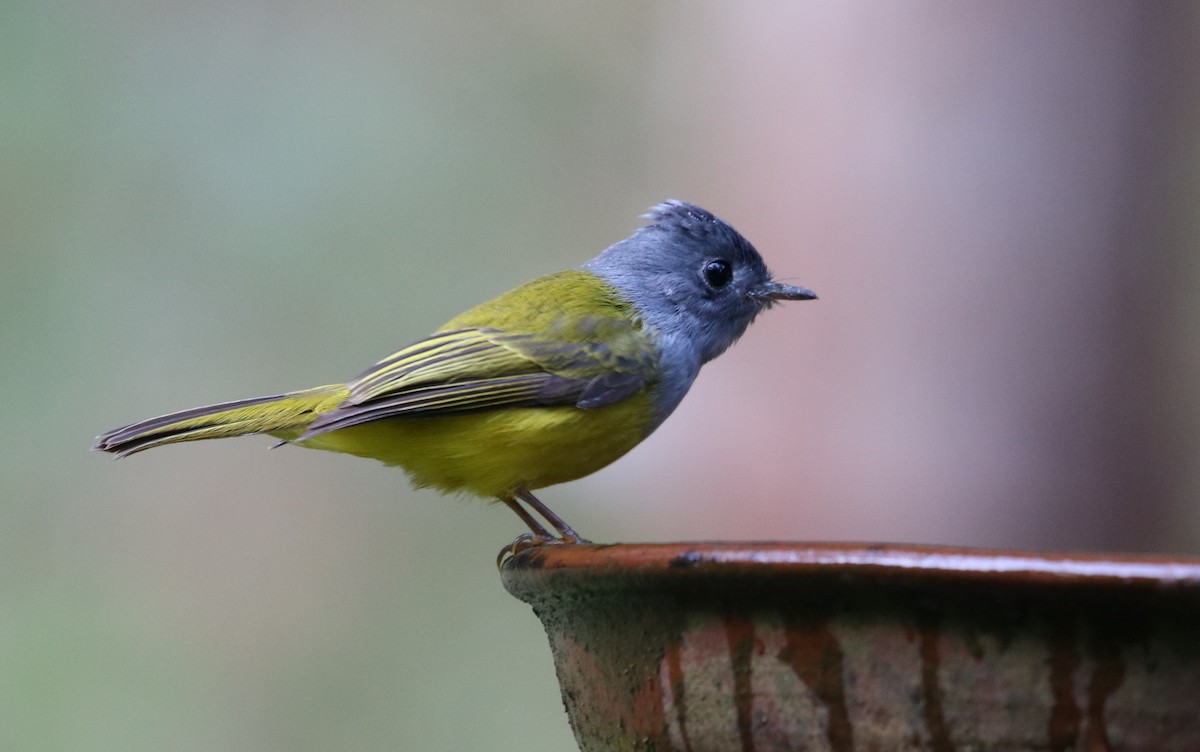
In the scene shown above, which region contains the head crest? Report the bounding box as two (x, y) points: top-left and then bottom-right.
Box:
(641, 200), (720, 230)
(637, 200), (761, 268)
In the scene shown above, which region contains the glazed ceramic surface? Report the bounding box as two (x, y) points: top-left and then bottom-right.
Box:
(502, 543), (1200, 752)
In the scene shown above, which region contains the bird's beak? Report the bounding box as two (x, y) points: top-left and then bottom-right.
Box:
(753, 281), (818, 301)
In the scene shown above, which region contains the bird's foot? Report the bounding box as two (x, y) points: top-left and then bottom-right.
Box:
(496, 532), (550, 569)
(495, 531), (592, 570)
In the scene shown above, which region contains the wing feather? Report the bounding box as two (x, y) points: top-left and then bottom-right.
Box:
(300, 323), (657, 441)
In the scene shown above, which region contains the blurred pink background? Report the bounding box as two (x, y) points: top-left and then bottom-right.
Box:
(5, 2), (1199, 751)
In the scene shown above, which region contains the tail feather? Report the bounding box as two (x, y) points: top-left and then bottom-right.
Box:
(93, 385), (347, 458)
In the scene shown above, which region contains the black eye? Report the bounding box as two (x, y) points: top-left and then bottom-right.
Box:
(703, 259), (733, 289)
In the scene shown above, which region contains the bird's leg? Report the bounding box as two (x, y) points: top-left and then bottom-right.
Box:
(515, 487), (591, 544)
(496, 488), (592, 569)
(501, 496), (554, 540)
(498, 495), (552, 570)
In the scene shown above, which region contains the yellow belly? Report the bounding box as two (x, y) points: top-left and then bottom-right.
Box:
(296, 392), (653, 499)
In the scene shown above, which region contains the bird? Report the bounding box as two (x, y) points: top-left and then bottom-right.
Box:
(93, 200), (816, 552)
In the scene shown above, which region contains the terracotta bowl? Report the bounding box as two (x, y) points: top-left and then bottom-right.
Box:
(501, 542), (1200, 752)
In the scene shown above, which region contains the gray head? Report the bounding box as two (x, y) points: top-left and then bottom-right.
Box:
(584, 200), (816, 365)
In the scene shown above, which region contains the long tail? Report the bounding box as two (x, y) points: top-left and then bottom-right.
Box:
(93, 384), (349, 458)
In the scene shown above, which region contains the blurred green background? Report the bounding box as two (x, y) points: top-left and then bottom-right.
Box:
(5, 1), (1200, 750)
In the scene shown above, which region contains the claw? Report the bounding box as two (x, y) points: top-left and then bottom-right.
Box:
(494, 530), (594, 570)
(497, 532), (549, 569)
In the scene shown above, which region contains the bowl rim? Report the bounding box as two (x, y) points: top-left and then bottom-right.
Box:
(501, 541), (1200, 590)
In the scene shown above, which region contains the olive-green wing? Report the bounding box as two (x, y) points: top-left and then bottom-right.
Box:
(300, 325), (657, 438)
